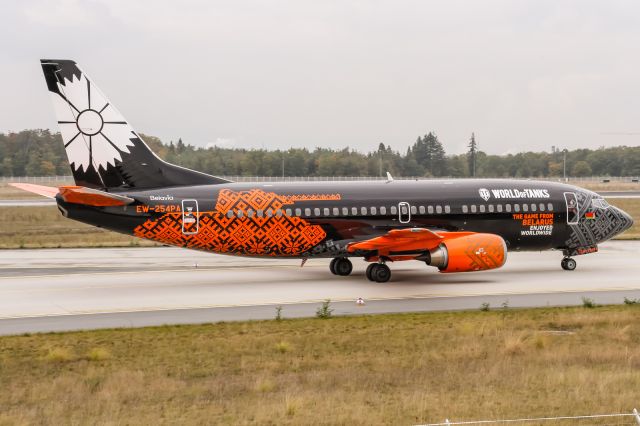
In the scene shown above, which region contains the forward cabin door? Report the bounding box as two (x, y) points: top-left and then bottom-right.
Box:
(182, 199), (199, 234)
(398, 201), (411, 224)
(563, 192), (579, 225)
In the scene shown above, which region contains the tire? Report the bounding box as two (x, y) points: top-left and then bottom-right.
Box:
(564, 258), (577, 271)
(374, 264), (391, 283)
(329, 258), (339, 275)
(335, 258), (353, 276)
(366, 264), (378, 281)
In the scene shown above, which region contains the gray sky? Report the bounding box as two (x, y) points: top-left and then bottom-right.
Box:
(1, 0), (640, 154)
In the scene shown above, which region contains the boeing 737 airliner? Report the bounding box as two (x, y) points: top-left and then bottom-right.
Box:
(12, 59), (634, 282)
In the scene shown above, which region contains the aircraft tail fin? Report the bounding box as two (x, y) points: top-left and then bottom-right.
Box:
(40, 59), (231, 190)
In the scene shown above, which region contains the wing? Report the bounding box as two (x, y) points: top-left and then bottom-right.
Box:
(347, 228), (476, 261)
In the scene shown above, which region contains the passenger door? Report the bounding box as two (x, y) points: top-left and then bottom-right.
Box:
(564, 192), (579, 225)
(398, 201), (411, 224)
(182, 199), (199, 234)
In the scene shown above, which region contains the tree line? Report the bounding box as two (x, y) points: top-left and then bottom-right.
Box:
(1, 129), (639, 178)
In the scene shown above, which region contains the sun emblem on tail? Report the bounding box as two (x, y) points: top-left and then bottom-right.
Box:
(50, 72), (135, 172)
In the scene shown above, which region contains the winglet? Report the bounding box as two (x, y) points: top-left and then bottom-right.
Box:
(386, 172), (394, 183)
(9, 183), (59, 198)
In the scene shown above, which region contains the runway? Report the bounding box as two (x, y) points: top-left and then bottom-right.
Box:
(1, 241), (639, 335)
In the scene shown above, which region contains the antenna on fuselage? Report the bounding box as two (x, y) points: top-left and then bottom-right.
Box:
(386, 172), (394, 183)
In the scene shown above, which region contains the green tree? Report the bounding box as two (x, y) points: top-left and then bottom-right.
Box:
(571, 161), (592, 177)
(467, 133), (477, 177)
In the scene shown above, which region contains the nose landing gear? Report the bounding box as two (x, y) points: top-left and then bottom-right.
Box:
(365, 263), (391, 283)
(330, 257), (353, 276)
(561, 257), (577, 271)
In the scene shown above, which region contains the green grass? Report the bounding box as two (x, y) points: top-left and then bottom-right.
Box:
(0, 306), (639, 424)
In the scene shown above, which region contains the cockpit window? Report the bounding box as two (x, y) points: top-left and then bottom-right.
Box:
(591, 198), (609, 209)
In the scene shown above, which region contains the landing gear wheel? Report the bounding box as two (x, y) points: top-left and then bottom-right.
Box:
(329, 258), (338, 275)
(366, 263), (378, 281)
(561, 257), (577, 271)
(333, 258), (353, 276)
(373, 264), (391, 283)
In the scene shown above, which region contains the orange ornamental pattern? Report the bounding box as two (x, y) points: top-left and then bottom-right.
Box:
(133, 189), (341, 256)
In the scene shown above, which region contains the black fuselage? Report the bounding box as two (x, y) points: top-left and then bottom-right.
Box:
(57, 178), (632, 259)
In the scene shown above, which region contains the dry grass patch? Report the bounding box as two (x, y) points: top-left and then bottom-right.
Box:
(1, 306), (640, 424)
(0, 206), (159, 248)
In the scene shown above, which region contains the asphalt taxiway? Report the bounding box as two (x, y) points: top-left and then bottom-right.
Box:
(0, 241), (639, 335)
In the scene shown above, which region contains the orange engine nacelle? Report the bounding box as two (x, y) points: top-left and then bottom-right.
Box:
(425, 233), (507, 273)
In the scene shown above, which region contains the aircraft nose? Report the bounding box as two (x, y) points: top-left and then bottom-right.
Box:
(616, 207), (634, 233)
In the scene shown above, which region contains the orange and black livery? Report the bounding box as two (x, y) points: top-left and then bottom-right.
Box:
(12, 59), (634, 282)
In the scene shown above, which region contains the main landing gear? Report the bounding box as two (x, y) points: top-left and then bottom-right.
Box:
(330, 257), (353, 276)
(329, 257), (391, 282)
(366, 263), (391, 283)
(561, 257), (577, 271)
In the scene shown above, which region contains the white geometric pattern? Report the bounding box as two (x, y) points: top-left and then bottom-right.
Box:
(48, 71), (134, 172)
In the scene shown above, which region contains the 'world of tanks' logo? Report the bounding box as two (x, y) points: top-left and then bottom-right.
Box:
(479, 188), (491, 201)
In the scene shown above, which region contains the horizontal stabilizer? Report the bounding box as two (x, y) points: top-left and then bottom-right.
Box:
(9, 183), (59, 198)
(58, 186), (134, 207)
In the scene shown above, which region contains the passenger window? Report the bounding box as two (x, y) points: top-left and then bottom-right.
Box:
(445, 205), (451, 214)
(471, 205), (477, 213)
(323, 208), (330, 216)
(247, 209), (254, 218)
(285, 208), (292, 216)
(539, 203), (545, 212)
(314, 208), (321, 216)
(267, 209), (273, 217)
(257, 209), (264, 217)
(276, 209), (283, 217)
(462, 205), (468, 213)
(530, 204), (537, 212)
(390, 206), (397, 214)
(380, 206), (387, 215)
(295, 208), (301, 216)
(237, 209), (244, 218)
(371, 206), (377, 215)
(419, 206), (425, 214)
(479, 205), (485, 213)
(361, 206), (367, 215)
(342, 207), (348, 215)
(411, 205), (417, 214)
(304, 208), (311, 216)
(547, 203), (553, 211)
(352, 207), (358, 215)
(488, 205), (494, 213)
(436, 205), (443, 214)
(226, 210), (233, 218)
(428, 206), (434, 214)
(333, 207), (339, 215)
(522, 204), (528, 212)
(506, 204), (511, 213)
(497, 204), (503, 213)
(514, 204), (520, 212)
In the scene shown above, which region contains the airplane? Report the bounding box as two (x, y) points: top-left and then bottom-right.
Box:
(11, 59), (634, 283)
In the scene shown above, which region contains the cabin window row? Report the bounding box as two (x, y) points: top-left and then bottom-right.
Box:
(224, 205), (452, 218)
(461, 203), (554, 214)
(223, 203), (552, 218)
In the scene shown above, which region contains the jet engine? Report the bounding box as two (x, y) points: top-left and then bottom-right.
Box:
(424, 233), (507, 273)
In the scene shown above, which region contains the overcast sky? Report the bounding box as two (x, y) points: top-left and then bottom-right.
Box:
(1, 0), (639, 154)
